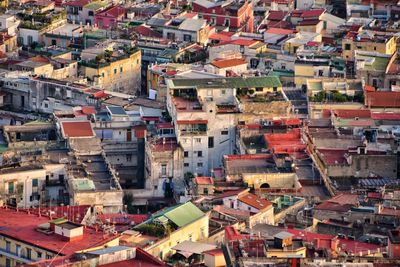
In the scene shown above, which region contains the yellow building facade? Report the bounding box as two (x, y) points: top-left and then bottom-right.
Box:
(342, 35), (397, 61)
(81, 50), (141, 95)
(145, 214), (209, 260)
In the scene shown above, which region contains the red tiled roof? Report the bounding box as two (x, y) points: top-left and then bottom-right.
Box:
(0, 207), (118, 257)
(317, 148), (348, 165)
(333, 109), (371, 119)
(64, 0), (91, 7)
(210, 58), (247, 69)
(61, 120), (95, 138)
(371, 112), (400, 120)
(267, 20), (292, 29)
(298, 19), (321, 26)
(367, 192), (382, 199)
(365, 91), (400, 108)
(225, 226), (243, 241)
(230, 39), (259, 46)
(264, 128), (306, 153)
(224, 154), (272, 161)
(266, 27), (295, 35)
(315, 193), (359, 212)
(195, 176), (214, 185)
(132, 25), (162, 38)
(267, 10), (288, 21)
(208, 32), (233, 42)
(238, 193), (272, 210)
(156, 122), (173, 129)
(96, 5), (125, 18)
(300, 9), (325, 18)
(30, 55), (50, 63)
(81, 106), (96, 115)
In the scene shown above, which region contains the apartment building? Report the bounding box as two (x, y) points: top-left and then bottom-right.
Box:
(166, 76), (281, 176)
(79, 45), (141, 95)
(342, 30), (397, 61)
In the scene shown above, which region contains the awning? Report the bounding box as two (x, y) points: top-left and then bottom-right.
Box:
(177, 120), (208, 125)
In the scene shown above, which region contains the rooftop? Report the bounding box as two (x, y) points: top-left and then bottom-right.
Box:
(0, 207), (118, 257)
(60, 120), (95, 138)
(238, 193), (272, 210)
(168, 76), (282, 89)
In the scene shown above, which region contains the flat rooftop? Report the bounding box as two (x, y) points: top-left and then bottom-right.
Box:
(0, 207), (117, 256)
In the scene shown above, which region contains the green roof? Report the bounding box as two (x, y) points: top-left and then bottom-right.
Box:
(153, 202), (204, 228)
(84, 1), (109, 10)
(72, 178), (95, 191)
(50, 218), (68, 224)
(366, 56), (390, 72)
(168, 76), (282, 89)
(307, 81), (323, 91)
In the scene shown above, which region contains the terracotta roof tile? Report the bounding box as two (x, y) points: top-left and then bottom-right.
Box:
(238, 193), (272, 210)
(210, 58), (247, 69)
(60, 120), (95, 138)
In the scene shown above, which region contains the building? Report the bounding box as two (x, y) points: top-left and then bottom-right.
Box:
(133, 202), (209, 260)
(342, 30), (397, 61)
(221, 189), (275, 227)
(79, 44), (141, 95)
(162, 17), (211, 45)
(0, 206), (120, 267)
(166, 76), (281, 176)
(94, 5), (126, 30)
(192, 0), (254, 33)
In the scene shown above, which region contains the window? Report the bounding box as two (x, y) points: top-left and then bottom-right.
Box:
(16, 244), (21, 256)
(195, 138), (201, 143)
(318, 70), (324, 76)
(224, 18), (230, 27)
(183, 34), (192, 42)
(255, 87), (263, 92)
(345, 43), (351, 50)
(221, 89), (226, 95)
(126, 155), (132, 162)
(204, 188), (208, 195)
(8, 182), (14, 194)
(88, 10), (94, 16)
(197, 151), (203, 157)
(59, 174), (64, 183)
(27, 248), (32, 260)
(51, 39), (57, 46)
(211, 17), (216, 25)
(197, 162), (203, 167)
(208, 137), (214, 148)
(5, 240), (10, 252)
(37, 251), (42, 259)
(6, 259), (10, 267)
(102, 72), (105, 77)
(184, 151), (189, 158)
(120, 67), (123, 73)
(273, 87), (277, 92)
(114, 69), (117, 74)
(27, 35), (33, 45)
(221, 130), (229, 135)
(46, 254), (52, 260)
(32, 179), (38, 187)
(161, 164), (167, 176)
(184, 163), (189, 167)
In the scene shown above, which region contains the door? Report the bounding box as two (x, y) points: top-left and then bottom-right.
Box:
(127, 129), (132, 142)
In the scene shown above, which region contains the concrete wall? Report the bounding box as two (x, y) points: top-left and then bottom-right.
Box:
(72, 190), (123, 213)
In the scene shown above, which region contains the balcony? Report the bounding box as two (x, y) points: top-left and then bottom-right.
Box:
(0, 248), (34, 264)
